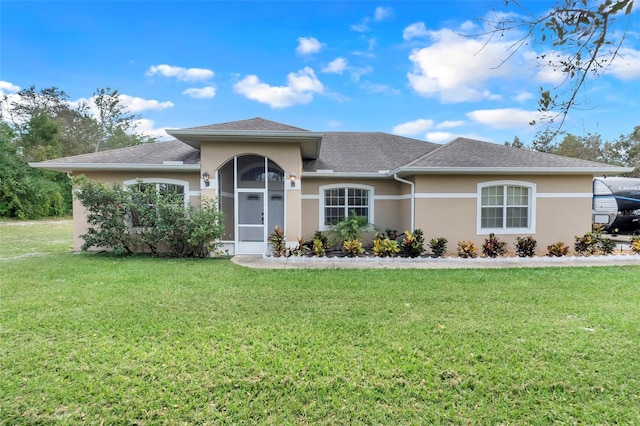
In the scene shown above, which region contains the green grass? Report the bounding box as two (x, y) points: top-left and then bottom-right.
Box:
(1, 221), (640, 424)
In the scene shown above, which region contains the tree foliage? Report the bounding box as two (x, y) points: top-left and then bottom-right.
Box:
(485, 0), (634, 128)
(0, 85), (157, 219)
(0, 123), (67, 219)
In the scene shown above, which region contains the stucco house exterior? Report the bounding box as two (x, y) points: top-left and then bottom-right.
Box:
(31, 117), (631, 255)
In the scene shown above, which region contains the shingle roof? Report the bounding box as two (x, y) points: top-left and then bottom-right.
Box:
(182, 117), (309, 132)
(304, 132), (439, 173)
(405, 137), (623, 170)
(31, 119), (631, 175)
(33, 139), (199, 165)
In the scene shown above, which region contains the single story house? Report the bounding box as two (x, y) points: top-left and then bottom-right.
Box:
(31, 117), (631, 255)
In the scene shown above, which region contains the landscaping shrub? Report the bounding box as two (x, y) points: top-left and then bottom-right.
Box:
(400, 229), (425, 258)
(326, 210), (374, 247)
(343, 239), (364, 257)
(547, 241), (569, 257)
(574, 231), (600, 256)
(631, 236), (640, 254)
(482, 233), (507, 258)
(574, 226), (616, 256)
(429, 237), (448, 258)
(312, 238), (326, 257)
(373, 236), (400, 257)
(268, 226), (287, 257)
(515, 236), (537, 257)
(74, 177), (224, 257)
(457, 240), (478, 258)
(599, 237), (617, 255)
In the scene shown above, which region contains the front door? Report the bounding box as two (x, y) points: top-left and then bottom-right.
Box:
(236, 190), (265, 254)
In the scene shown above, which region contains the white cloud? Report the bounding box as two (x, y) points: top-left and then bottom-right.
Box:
(233, 67), (324, 108)
(296, 37), (323, 55)
(514, 91), (534, 103)
(609, 47), (640, 80)
(392, 119), (434, 136)
(351, 6), (392, 32)
(349, 65), (373, 82)
(426, 131), (455, 143)
(135, 118), (170, 140)
(403, 22), (429, 41)
(322, 57), (348, 74)
(374, 6), (392, 21)
(407, 28), (518, 103)
(182, 86), (216, 99)
(467, 108), (539, 129)
(118, 94), (174, 112)
(436, 120), (466, 129)
(0, 81), (20, 92)
(70, 94), (174, 115)
(360, 82), (400, 95)
(146, 64), (214, 82)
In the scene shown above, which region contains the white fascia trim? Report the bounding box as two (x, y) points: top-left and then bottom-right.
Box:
(303, 172), (391, 178)
(394, 166), (633, 175)
(29, 163), (200, 173)
(167, 129), (324, 139)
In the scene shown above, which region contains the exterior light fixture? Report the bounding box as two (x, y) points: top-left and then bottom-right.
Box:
(289, 172), (297, 187)
(202, 171), (210, 187)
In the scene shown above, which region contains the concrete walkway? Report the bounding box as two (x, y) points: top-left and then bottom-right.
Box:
(232, 254), (640, 269)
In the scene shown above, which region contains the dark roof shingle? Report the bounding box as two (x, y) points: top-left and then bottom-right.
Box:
(34, 139), (199, 165)
(304, 132), (439, 173)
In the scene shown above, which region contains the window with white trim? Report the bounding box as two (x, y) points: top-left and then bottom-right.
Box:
(322, 186), (371, 226)
(479, 182), (534, 233)
(124, 179), (188, 227)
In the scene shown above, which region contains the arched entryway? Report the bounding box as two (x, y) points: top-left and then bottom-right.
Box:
(217, 155), (285, 254)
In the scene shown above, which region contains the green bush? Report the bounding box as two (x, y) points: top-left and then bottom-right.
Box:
(429, 237), (448, 258)
(73, 177), (224, 257)
(400, 229), (425, 258)
(373, 236), (400, 257)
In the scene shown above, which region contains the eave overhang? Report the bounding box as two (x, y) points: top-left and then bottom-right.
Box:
(29, 162), (201, 173)
(166, 129), (324, 160)
(302, 172), (390, 178)
(392, 166), (634, 177)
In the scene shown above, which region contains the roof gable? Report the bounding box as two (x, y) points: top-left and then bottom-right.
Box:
(304, 132), (440, 173)
(181, 117), (309, 132)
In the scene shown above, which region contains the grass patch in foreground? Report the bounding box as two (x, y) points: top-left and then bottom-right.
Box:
(1, 221), (639, 424)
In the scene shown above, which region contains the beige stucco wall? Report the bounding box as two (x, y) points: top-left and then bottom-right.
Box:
(68, 159), (596, 256)
(412, 174), (594, 255)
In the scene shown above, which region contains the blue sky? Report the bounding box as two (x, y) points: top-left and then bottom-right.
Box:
(2, 0), (640, 146)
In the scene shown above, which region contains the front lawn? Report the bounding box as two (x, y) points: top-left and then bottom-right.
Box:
(1, 221), (639, 424)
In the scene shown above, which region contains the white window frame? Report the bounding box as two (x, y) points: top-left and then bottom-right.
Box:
(123, 178), (190, 207)
(477, 180), (536, 235)
(318, 184), (374, 230)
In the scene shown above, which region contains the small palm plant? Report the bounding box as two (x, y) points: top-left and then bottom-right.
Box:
(326, 210), (375, 247)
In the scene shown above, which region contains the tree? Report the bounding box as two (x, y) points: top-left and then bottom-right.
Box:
(92, 87), (155, 152)
(504, 136), (526, 149)
(0, 122), (68, 219)
(484, 0), (634, 128)
(0, 85), (157, 219)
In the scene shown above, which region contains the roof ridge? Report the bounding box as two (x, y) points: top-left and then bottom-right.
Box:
(400, 138), (452, 168)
